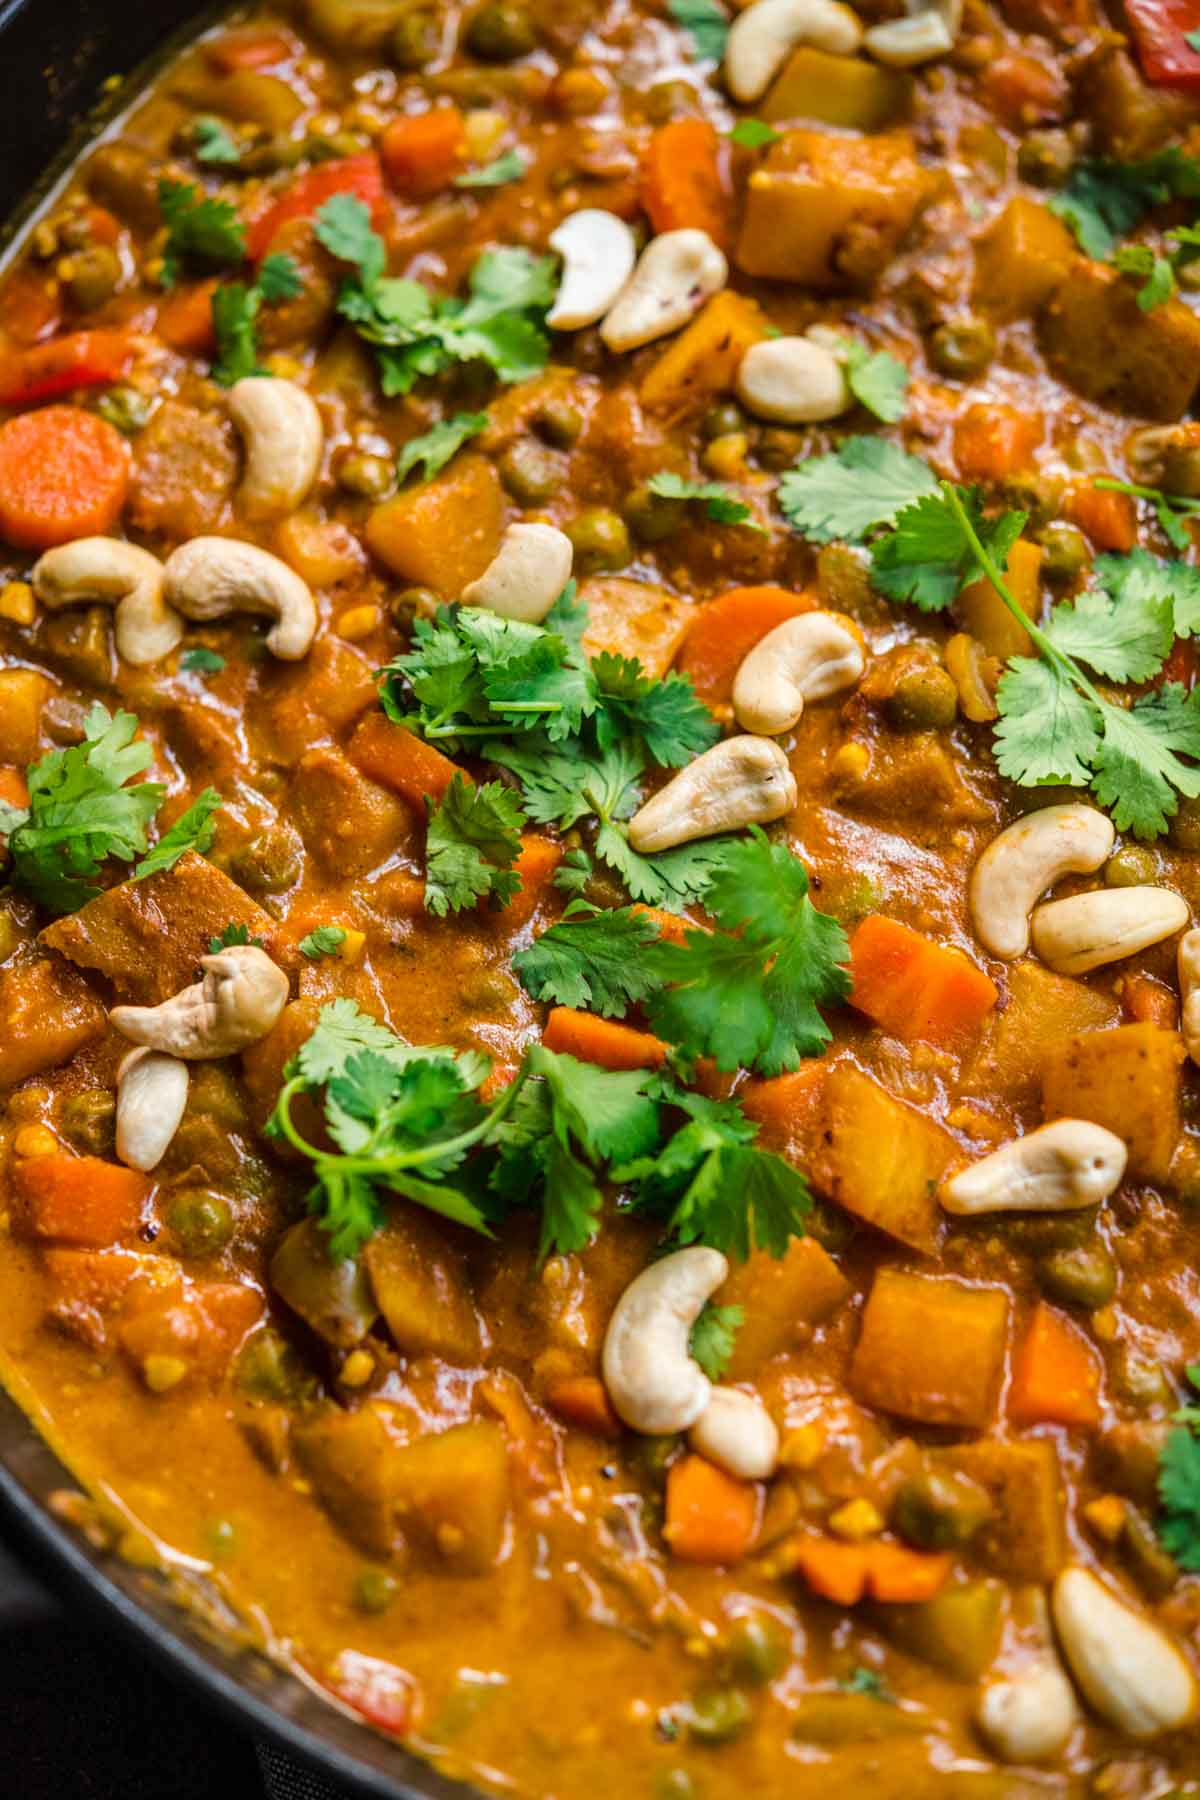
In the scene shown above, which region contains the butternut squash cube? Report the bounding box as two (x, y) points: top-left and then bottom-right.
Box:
(850, 1269), (1009, 1429)
(288, 744), (412, 877)
(938, 1438), (1067, 1582)
(761, 47), (913, 130)
(640, 291), (769, 414)
(971, 196), (1075, 322)
(364, 1207), (482, 1365)
(0, 951), (105, 1090)
(964, 959), (1119, 1116)
(814, 1062), (956, 1252)
(389, 1420), (510, 1573)
(295, 1403), (408, 1557)
(1038, 259), (1200, 420)
(365, 453), (505, 596)
(579, 577), (694, 678)
(1041, 1021), (1184, 1184)
(0, 667), (52, 766)
(717, 1237), (851, 1379)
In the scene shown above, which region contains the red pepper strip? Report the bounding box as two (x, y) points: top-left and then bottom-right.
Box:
(245, 152), (384, 261)
(1124, 0), (1200, 89)
(0, 329), (135, 409)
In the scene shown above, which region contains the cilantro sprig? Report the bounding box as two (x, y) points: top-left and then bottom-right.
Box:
(210, 253), (303, 386)
(837, 339), (909, 424)
(648, 470), (761, 531)
(299, 926), (348, 960)
(1158, 1364), (1200, 1570)
(778, 436), (939, 544)
(158, 178), (247, 287)
(1048, 148), (1200, 259)
(396, 411), (489, 483)
(690, 1301), (744, 1379)
(424, 773), (526, 916)
(668, 0), (730, 59)
(512, 899), (663, 1017)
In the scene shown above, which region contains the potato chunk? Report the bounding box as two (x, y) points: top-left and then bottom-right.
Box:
(0, 951), (104, 1089)
(971, 197), (1075, 322)
(363, 1208), (482, 1365)
(295, 1403), (408, 1557)
(270, 1218), (378, 1349)
(1038, 260), (1200, 419)
(761, 47), (912, 130)
(288, 744), (412, 877)
(365, 454), (504, 597)
(1041, 1021), (1184, 1184)
(850, 1269), (1009, 1429)
(937, 1438), (1067, 1583)
(388, 1420), (510, 1573)
(579, 578), (694, 679)
(718, 1237), (851, 1379)
(814, 1062), (956, 1252)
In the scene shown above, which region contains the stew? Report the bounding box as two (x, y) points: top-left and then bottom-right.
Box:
(4, 1), (1200, 1795)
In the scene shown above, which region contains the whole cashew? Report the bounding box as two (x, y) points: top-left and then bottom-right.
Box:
(602, 1246), (728, 1434)
(865, 0), (961, 64)
(940, 1119), (1127, 1217)
(1052, 1566), (1198, 1739)
(724, 0), (864, 102)
(736, 337), (852, 425)
(976, 1654), (1079, 1764)
(547, 210), (638, 331)
(1030, 886), (1189, 976)
(600, 230), (728, 355)
(110, 945), (289, 1059)
(1180, 928), (1200, 1067)
(461, 523), (574, 624)
(228, 377), (324, 519)
(31, 538), (182, 667)
(732, 611), (864, 737)
(689, 1386), (780, 1480)
(628, 736), (797, 852)
(115, 1048), (190, 1173)
(969, 806), (1116, 960)
(163, 537), (317, 660)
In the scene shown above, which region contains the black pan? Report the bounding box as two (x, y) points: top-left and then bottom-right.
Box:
(0, 6), (482, 1794)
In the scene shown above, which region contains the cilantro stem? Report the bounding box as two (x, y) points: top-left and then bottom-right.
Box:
(1094, 476), (1200, 516)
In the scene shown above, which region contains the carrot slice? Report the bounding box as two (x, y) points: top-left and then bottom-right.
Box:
(381, 108), (467, 196)
(791, 1538), (870, 1605)
(790, 1536), (951, 1604)
(952, 403), (1042, 484)
(665, 1453), (759, 1564)
(156, 280), (219, 355)
(0, 768), (29, 810)
(866, 1542), (952, 1603)
(542, 1007), (668, 1070)
(640, 119), (733, 248)
(0, 405), (130, 551)
(14, 1154), (148, 1247)
(545, 1376), (623, 1439)
(849, 915), (998, 1045)
(1009, 1300), (1102, 1428)
(676, 585), (817, 707)
(1066, 484), (1137, 553)
(0, 329), (135, 408)
(348, 712), (465, 813)
(495, 835), (563, 929)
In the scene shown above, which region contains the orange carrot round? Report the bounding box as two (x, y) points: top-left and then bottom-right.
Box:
(0, 405), (130, 551)
(677, 585), (818, 707)
(1066, 484), (1137, 553)
(952, 403), (1042, 485)
(641, 120), (733, 249)
(381, 107), (467, 196)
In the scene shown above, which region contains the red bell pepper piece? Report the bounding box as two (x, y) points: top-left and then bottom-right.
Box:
(245, 152), (384, 261)
(1124, 0), (1200, 89)
(0, 329), (135, 408)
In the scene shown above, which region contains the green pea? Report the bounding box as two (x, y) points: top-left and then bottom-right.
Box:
(353, 1567), (400, 1613)
(498, 439), (562, 504)
(724, 1614), (790, 1685)
(60, 1089), (116, 1157)
(1037, 1242), (1117, 1310)
(235, 1328), (315, 1403)
(230, 827), (302, 895)
(464, 1), (536, 61)
(96, 385), (153, 436)
(891, 1467), (992, 1551)
(392, 8), (439, 68)
(167, 1188), (235, 1259)
(566, 506), (631, 573)
(1015, 129), (1075, 188)
(336, 449), (394, 498)
(1170, 798), (1200, 851)
(534, 394), (584, 447)
(631, 1434), (681, 1484)
(685, 1685), (752, 1746)
(1036, 522), (1089, 583)
(389, 587), (440, 630)
(885, 665), (958, 732)
(929, 316), (995, 380)
(645, 79), (696, 124)
(204, 1517), (238, 1559)
(1104, 845), (1158, 888)
(756, 427), (806, 472)
(654, 1773), (697, 1800)
(624, 480), (687, 544)
(64, 245), (121, 312)
(1114, 1348), (1172, 1409)
(701, 400), (745, 442)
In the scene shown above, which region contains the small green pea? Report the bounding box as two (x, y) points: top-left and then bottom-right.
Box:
(391, 8), (439, 68)
(464, 1), (536, 61)
(701, 401), (745, 442)
(1104, 845), (1159, 888)
(167, 1188), (235, 1259)
(353, 1567), (400, 1614)
(631, 1435), (681, 1484)
(96, 385), (153, 436)
(498, 439), (562, 504)
(929, 316), (995, 380)
(204, 1517), (238, 1559)
(885, 665), (958, 732)
(235, 1328), (315, 1403)
(724, 1614), (790, 1686)
(60, 1089), (116, 1157)
(336, 449), (394, 499)
(1114, 1348), (1172, 1409)
(230, 827), (302, 895)
(1015, 129), (1075, 188)
(654, 1772), (697, 1800)
(389, 587), (440, 630)
(624, 480), (686, 544)
(685, 1685), (752, 1746)
(891, 1467), (992, 1551)
(1171, 797), (1200, 851)
(1036, 522), (1090, 583)
(566, 506), (631, 572)
(64, 245), (121, 311)
(534, 394), (584, 447)
(756, 427), (806, 472)
(1036, 1242), (1117, 1311)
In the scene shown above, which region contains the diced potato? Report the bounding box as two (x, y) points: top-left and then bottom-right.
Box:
(964, 960), (1119, 1116)
(876, 1579), (1005, 1681)
(814, 1063), (956, 1252)
(1042, 1021), (1184, 1184)
(295, 1403), (407, 1557)
(718, 1237), (851, 1379)
(1075, 42), (1187, 160)
(269, 1218), (378, 1348)
(850, 1268), (1009, 1429)
(1039, 259), (1200, 420)
(937, 1439), (1067, 1583)
(762, 48), (913, 131)
(364, 1207), (482, 1365)
(640, 292), (769, 414)
(971, 197), (1075, 323)
(42, 851), (283, 1005)
(0, 951), (105, 1089)
(736, 130), (933, 288)
(365, 454), (505, 597)
(288, 745), (413, 877)
(255, 635), (378, 766)
(957, 539), (1039, 659)
(579, 578), (694, 679)
(0, 667), (52, 765)
(389, 1420), (510, 1573)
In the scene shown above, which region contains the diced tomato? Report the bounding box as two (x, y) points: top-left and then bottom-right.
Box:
(1124, 0), (1200, 89)
(0, 329), (135, 408)
(246, 153), (384, 262)
(319, 1652), (417, 1736)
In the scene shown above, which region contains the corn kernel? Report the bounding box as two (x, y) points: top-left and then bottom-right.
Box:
(142, 1354), (189, 1393)
(702, 432), (749, 481)
(263, 353), (304, 380)
(1082, 1494), (1127, 1544)
(463, 108), (507, 162)
(1091, 1305), (1119, 1343)
(828, 1497), (885, 1542)
(337, 603), (382, 642)
(339, 1348), (374, 1388)
(14, 1124), (58, 1158)
(0, 581), (35, 626)
(436, 1522), (466, 1556)
(778, 1423), (824, 1470)
(337, 927), (366, 962)
(831, 741), (870, 781)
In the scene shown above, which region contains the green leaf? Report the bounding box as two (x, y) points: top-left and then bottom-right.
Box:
(210, 282), (263, 386)
(512, 902), (664, 1017)
(728, 119), (779, 148)
(993, 658), (1101, 789)
(839, 339), (909, 423)
(208, 921), (263, 954)
(424, 773), (527, 916)
(1043, 551), (1176, 682)
(455, 150), (526, 188)
(134, 788), (222, 880)
(1049, 149), (1200, 259)
(591, 653), (719, 767)
(299, 926), (348, 960)
(258, 252), (303, 303)
(158, 178), (247, 287)
(668, 0), (730, 59)
(193, 117), (241, 166)
(777, 436), (940, 545)
(1092, 684), (1200, 839)
(1113, 242), (1176, 310)
(1187, 27), (1200, 48)
(690, 1302), (744, 1379)
(180, 647), (226, 674)
(871, 490), (1025, 612)
(647, 470), (759, 529)
(396, 411), (489, 482)
(314, 193), (387, 285)
(1158, 1425), (1200, 1570)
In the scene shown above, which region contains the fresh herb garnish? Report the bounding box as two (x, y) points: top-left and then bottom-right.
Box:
(299, 925), (348, 959)
(1158, 1365), (1200, 1570)
(158, 177), (247, 287)
(870, 487), (1026, 612)
(512, 900), (663, 1016)
(1113, 242), (1176, 311)
(777, 435), (939, 544)
(669, 0), (730, 59)
(689, 1301), (744, 1379)
(647, 470), (761, 530)
(728, 118), (780, 149)
(424, 772), (526, 916)
(840, 1667), (893, 1700)
(1048, 149), (1200, 259)
(192, 117), (242, 166)
(455, 150), (526, 188)
(837, 339), (909, 423)
(211, 252), (303, 386)
(134, 789), (222, 881)
(396, 410), (489, 483)
(180, 646), (226, 674)
(1094, 475), (1200, 553)
(208, 921), (264, 953)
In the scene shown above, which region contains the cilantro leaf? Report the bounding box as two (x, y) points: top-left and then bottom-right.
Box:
(1093, 476), (1200, 554)
(193, 117), (241, 166)
(591, 653), (719, 766)
(396, 410), (489, 482)
(871, 490), (1026, 613)
(158, 178), (246, 287)
(690, 1302), (744, 1379)
(512, 901), (663, 1016)
(839, 339), (909, 423)
(1043, 551), (1177, 681)
(728, 118), (779, 148)
(778, 436), (940, 545)
(669, 0), (730, 59)
(210, 254), (302, 386)
(455, 150), (526, 188)
(1158, 1424), (1200, 1570)
(299, 925), (348, 960)
(1113, 242), (1176, 311)
(258, 252), (304, 304)
(208, 921), (263, 954)
(993, 657), (1100, 789)
(180, 646), (225, 674)
(424, 773), (526, 916)
(1091, 684), (1200, 838)
(133, 788), (222, 880)
(1049, 149), (1200, 259)
(648, 470), (759, 530)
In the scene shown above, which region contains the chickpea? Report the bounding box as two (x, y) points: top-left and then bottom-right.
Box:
(464, 1), (537, 61)
(566, 507), (631, 572)
(1016, 128), (1075, 187)
(62, 245), (122, 312)
(498, 439), (562, 504)
(1104, 845), (1159, 887)
(885, 665), (958, 732)
(334, 447), (394, 499)
(624, 481), (686, 544)
(391, 8), (439, 68)
(1036, 521), (1090, 583)
(929, 315), (995, 380)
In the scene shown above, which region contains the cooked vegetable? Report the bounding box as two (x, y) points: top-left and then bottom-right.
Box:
(0, 406), (130, 550)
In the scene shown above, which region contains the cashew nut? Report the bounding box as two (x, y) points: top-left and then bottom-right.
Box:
(689, 1386), (780, 1480)
(628, 736), (797, 852)
(736, 336), (852, 425)
(602, 1246), (728, 1434)
(547, 210), (638, 331)
(969, 806), (1116, 960)
(110, 945), (289, 1059)
(163, 537), (317, 660)
(31, 538), (182, 667)
(976, 1654), (1079, 1764)
(115, 1048), (189, 1174)
(461, 523), (574, 624)
(865, 0), (961, 65)
(228, 376), (324, 519)
(1030, 886), (1189, 976)
(732, 611), (864, 737)
(940, 1119), (1127, 1217)
(1180, 928), (1200, 1067)
(724, 0), (864, 102)
(600, 230), (728, 355)
(1052, 1565), (1198, 1739)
